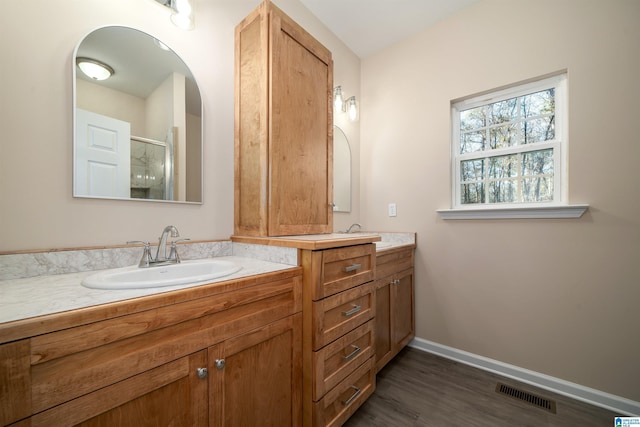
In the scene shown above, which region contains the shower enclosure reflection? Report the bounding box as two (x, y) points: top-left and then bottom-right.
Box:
(130, 135), (174, 200)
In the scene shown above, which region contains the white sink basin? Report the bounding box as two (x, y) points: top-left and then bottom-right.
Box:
(375, 241), (393, 249)
(82, 259), (242, 290)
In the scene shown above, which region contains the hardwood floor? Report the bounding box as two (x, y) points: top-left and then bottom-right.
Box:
(345, 347), (619, 427)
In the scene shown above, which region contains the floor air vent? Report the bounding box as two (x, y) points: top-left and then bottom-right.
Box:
(495, 382), (557, 414)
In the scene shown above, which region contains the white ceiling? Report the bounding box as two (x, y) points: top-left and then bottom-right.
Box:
(300, 0), (480, 58)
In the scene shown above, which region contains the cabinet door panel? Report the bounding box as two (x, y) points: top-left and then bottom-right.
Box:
(392, 269), (415, 350)
(374, 282), (392, 372)
(269, 7), (333, 236)
(32, 351), (208, 427)
(209, 313), (302, 427)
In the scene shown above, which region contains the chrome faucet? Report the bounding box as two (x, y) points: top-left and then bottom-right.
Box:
(128, 225), (189, 268)
(156, 225), (180, 262)
(345, 223), (362, 233)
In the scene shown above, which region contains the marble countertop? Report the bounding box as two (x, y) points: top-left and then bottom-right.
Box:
(0, 256), (296, 325)
(373, 232), (417, 251)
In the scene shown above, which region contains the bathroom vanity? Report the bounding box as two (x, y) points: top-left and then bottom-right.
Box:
(231, 233), (415, 427)
(374, 245), (415, 372)
(0, 261), (302, 426)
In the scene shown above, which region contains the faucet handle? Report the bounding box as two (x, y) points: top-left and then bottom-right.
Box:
(169, 238), (191, 263)
(127, 241), (152, 268)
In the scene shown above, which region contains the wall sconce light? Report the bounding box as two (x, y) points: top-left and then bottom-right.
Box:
(333, 86), (344, 112)
(76, 57), (114, 81)
(333, 86), (359, 122)
(155, 0), (195, 30)
(346, 96), (358, 122)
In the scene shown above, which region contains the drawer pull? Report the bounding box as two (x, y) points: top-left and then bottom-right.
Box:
(343, 263), (362, 273)
(342, 385), (362, 407)
(342, 344), (361, 361)
(342, 304), (362, 317)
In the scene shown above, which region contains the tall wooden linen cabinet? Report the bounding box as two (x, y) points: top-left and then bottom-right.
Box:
(235, 0), (333, 237)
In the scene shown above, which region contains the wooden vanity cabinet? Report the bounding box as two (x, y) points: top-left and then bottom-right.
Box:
(234, 0), (334, 237)
(0, 269), (303, 427)
(374, 247), (415, 372)
(301, 244), (376, 427)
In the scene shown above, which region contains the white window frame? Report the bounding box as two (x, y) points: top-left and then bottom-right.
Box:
(438, 73), (588, 219)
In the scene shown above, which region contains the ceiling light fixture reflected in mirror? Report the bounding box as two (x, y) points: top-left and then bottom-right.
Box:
(76, 57), (114, 80)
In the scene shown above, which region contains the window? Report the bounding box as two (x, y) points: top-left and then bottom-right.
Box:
(451, 74), (568, 211)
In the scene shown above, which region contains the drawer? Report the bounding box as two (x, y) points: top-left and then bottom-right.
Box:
(312, 357), (375, 427)
(312, 282), (374, 351)
(312, 319), (374, 400)
(306, 244), (375, 300)
(375, 247), (413, 280)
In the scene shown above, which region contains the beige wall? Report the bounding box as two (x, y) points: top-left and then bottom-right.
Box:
(360, 0), (640, 401)
(0, 0), (360, 251)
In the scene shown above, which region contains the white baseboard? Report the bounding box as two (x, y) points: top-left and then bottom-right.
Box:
(410, 337), (640, 416)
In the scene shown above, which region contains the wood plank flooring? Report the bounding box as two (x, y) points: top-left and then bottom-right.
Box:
(344, 347), (620, 426)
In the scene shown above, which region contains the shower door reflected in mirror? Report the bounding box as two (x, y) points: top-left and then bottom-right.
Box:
(73, 26), (202, 203)
(333, 125), (351, 212)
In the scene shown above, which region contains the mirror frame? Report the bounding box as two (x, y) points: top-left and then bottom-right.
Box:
(72, 25), (203, 204)
(333, 125), (352, 212)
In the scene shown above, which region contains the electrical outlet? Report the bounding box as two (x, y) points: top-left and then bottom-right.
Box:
(388, 203), (397, 217)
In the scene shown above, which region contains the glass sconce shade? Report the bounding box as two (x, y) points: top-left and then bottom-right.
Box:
(333, 86), (344, 112)
(346, 96), (358, 121)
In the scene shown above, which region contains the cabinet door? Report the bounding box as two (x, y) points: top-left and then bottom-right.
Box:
(374, 281), (392, 372)
(209, 313), (302, 427)
(269, 7), (333, 236)
(392, 269), (415, 351)
(31, 351), (208, 427)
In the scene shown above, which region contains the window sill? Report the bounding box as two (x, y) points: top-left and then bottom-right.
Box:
(437, 204), (589, 220)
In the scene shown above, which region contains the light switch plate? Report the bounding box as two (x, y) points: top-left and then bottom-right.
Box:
(388, 203), (397, 217)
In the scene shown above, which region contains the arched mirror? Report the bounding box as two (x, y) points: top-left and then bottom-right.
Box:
(73, 26), (202, 203)
(333, 125), (351, 212)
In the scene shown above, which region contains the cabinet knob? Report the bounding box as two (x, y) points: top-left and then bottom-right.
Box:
(196, 367), (208, 379)
(215, 359), (226, 370)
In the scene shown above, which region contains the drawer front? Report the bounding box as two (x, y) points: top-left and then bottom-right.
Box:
(312, 319), (374, 400)
(375, 247), (413, 280)
(312, 283), (374, 351)
(312, 357), (375, 427)
(314, 244), (375, 300)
